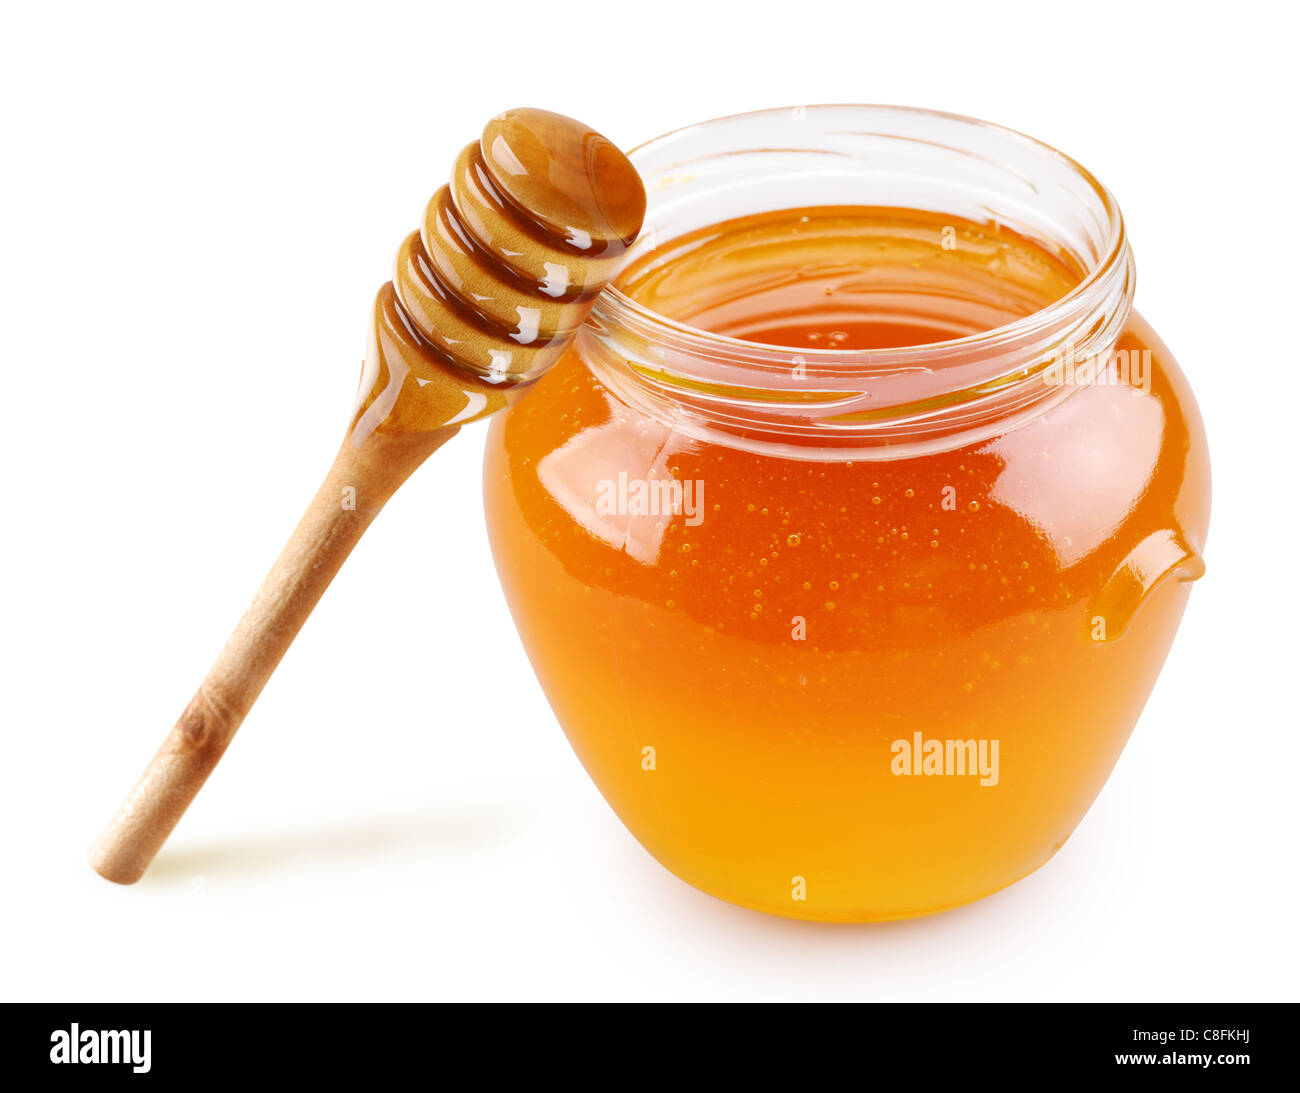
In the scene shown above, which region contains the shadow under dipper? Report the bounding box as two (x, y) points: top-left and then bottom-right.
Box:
(143, 803), (518, 884)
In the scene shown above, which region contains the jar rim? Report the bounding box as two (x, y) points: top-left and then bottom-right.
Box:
(583, 104), (1138, 449)
(598, 103), (1129, 367)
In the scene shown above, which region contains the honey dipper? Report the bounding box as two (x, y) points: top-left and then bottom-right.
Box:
(89, 108), (646, 884)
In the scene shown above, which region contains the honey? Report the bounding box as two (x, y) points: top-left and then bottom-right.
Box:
(617, 206), (1083, 351)
(484, 107), (1209, 921)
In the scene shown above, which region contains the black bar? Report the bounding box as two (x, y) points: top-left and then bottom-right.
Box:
(1, 1003), (1290, 1082)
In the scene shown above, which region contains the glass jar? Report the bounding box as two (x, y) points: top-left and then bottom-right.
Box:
(483, 105), (1210, 922)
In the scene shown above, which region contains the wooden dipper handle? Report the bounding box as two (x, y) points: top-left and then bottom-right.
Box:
(88, 433), (449, 883)
(90, 109), (646, 883)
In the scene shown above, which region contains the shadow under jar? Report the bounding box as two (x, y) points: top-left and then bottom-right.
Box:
(483, 105), (1210, 922)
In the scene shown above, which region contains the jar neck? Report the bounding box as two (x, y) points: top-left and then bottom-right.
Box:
(581, 105), (1135, 457)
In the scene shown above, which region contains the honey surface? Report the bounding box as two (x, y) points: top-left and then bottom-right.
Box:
(485, 206), (1210, 920)
(618, 206), (1083, 348)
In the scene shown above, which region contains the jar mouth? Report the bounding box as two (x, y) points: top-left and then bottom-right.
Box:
(585, 104), (1136, 447)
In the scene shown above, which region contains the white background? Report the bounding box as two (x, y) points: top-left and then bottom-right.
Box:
(1, 1), (1295, 1002)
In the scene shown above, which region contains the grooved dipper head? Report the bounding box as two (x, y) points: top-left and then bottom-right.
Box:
(481, 107), (647, 250)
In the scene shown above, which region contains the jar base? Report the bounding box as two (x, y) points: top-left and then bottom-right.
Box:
(645, 840), (1073, 925)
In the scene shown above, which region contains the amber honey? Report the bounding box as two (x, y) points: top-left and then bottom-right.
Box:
(618, 206), (1084, 350)
(484, 200), (1209, 921)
